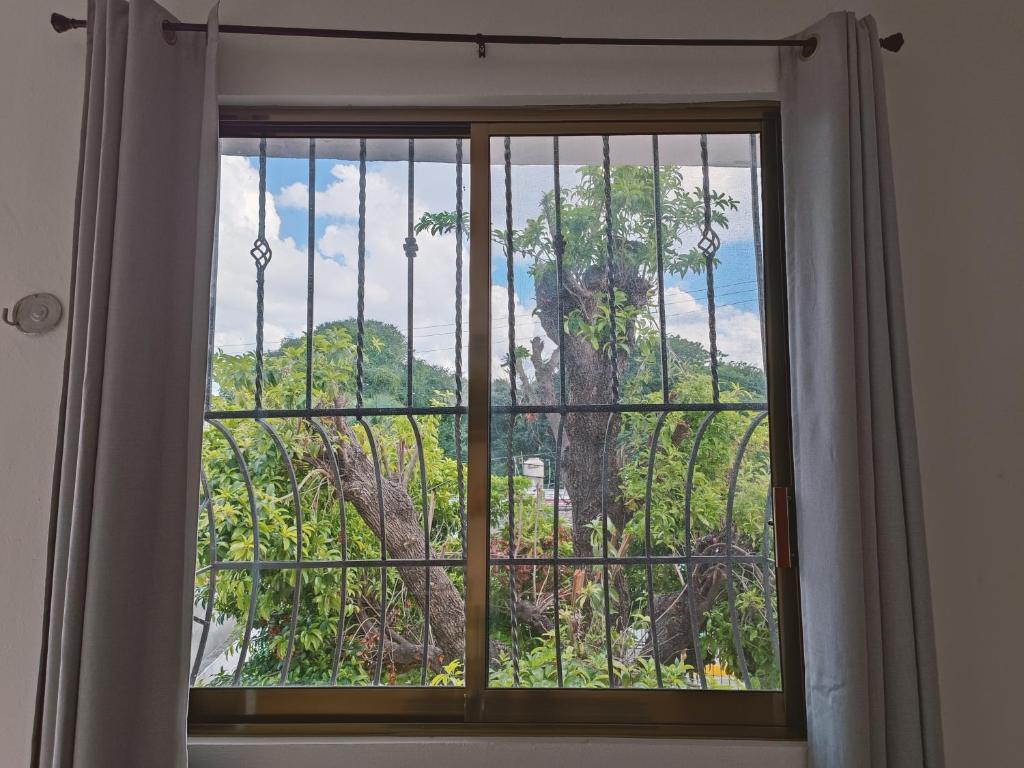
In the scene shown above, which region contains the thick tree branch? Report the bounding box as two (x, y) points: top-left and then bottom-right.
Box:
(305, 410), (466, 664)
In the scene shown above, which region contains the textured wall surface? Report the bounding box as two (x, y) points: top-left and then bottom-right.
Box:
(2, 1), (1021, 765)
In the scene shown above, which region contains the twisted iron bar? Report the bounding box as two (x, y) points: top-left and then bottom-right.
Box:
(405, 139), (418, 408)
(551, 137), (566, 687)
(749, 133), (768, 375)
(305, 138), (316, 410)
(454, 138), (467, 560)
(355, 139), (367, 409)
(601, 136), (621, 403)
(699, 134), (721, 404)
(251, 137), (272, 411)
(599, 414), (617, 686)
(652, 136), (671, 403)
(503, 137), (521, 685)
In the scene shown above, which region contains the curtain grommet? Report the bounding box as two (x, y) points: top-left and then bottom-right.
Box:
(800, 34), (819, 59)
(162, 20), (177, 45)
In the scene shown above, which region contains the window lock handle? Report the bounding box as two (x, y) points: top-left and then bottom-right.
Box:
(772, 486), (793, 569)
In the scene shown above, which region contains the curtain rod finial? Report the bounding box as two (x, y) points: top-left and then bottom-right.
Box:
(51, 13), (85, 33)
(880, 32), (904, 52)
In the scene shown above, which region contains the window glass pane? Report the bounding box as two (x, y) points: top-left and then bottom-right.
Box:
(194, 137), (469, 687)
(486, 133), (779, 690)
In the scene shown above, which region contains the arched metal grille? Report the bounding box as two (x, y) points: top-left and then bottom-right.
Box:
(190, 123), (789, 701)
(192, 136), (469, 689)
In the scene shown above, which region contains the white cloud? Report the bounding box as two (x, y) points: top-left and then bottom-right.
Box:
(662, 286), (765, 368)
(277, 181), (308, 209)
(214, 156), (468, 372)
(213, 156), (762, 390)
(490, 283), (553, 379)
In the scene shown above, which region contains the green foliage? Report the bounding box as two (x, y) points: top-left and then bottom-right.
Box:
(198, 319), (468, 686)
(197, 159), (778, 692)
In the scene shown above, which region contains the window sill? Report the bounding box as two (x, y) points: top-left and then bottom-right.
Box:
(189, 736), (807, 768)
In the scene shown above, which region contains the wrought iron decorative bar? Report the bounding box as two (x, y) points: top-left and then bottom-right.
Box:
(193, 125), (788, 699)
(405, 139), (417, 407)
(723, 411), (769, 690)
(207, 405), (464, 419)
(256, 419), (304, 684)
(357, 417), (389, 686)
(652, 136), (671, 403)
(305, 138), (316, 410)
(407, 415), (432, 685)
(454, 138), (467, 561)
(493, 401), (765, 415)
(190, 470), (217, 685)
(503, 137), (518, 411)
(51, 13), (905, 59)
(551, 420), (566, 687)
(601, 136), (621, 403)
(251, 137), (272, 411)
(599, 415), (616, 686)
(207, 419), (261, 685)
(698, 134), (721, 404)
(551, 138), (566, 688)
(488, 554), (768, 567)
(356, 139), (367, 409)
(642, 413), (669, 687)
(683, 410), (719, 689)
(552, 137), (567, 405)
(502, 136), (521, 686)
(199, 557), (466, 573)
(749, 133), (768, 375)
(303, 417), (351, 686)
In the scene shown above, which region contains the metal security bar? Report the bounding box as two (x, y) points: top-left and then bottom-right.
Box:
(190, 106), (802, 737)
(192, 136), (469, 689)
(486, 131), (780, 692)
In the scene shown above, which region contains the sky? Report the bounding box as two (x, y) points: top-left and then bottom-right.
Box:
(212, 135), (767, 389)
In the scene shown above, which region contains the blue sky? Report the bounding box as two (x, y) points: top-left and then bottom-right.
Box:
(213, 137), (766, 374)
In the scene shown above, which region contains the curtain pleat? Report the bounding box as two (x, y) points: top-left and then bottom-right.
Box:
(32, 2), (219, 766)
(780, 12), (944, 768)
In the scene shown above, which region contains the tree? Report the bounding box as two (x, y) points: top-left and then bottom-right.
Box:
(196, 162), (780, 690)
(200, 321), (468, 684)
(419, 161), (777, 684)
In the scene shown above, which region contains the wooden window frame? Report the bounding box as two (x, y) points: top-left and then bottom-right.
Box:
(190, 103), (804, 739)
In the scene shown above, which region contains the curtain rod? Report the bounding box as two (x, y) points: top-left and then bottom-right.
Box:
(50, 13), (904, 59)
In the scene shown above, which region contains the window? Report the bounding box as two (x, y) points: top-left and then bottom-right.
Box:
(190, 106), (803, 736)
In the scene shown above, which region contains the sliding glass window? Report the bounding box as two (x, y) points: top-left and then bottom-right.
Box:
(189, 106), (802, 736)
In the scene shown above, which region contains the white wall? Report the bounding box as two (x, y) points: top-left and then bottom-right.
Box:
(2, 1), (1022, 765)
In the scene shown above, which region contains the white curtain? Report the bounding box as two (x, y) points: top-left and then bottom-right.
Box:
(780, 12), (943, 767)
(31, 1), (218, 766)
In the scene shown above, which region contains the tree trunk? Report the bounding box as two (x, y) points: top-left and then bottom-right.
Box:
(318, 417), (467, 665)
(531, 263), (649, 557)
(649, 573), (727, 664)
(645, 534), (740, 664)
